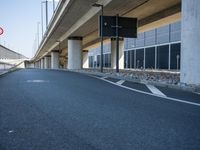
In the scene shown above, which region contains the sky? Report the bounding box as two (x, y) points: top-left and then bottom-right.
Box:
(0, 0), (59, 58)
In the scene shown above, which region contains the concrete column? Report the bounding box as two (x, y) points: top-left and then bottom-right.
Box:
(48, 56), (51, 69)
(41, 58), (44, 69)
(111, 38), (124, 69)
(44, 56), (48, 69)
(83, 50), (89, 68)
(51, 51), (59, 69)
(181, 0), (200, 85)
(67, 37), (82, 69)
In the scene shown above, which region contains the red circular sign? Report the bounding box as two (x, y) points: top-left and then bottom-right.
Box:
(0, 27), (4, 35)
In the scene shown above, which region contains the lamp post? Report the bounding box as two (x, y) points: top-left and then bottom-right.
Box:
(53, 0), (55, 12)
(92, 3), (104, 72)
(41, 0), (49, 37)
(45, 0), (48, 30)
(37, 22), (40, 48)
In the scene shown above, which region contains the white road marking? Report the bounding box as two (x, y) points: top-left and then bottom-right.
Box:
(194, 92), (200, 95)
(100, 76), (107, 79)
(146, 84), (166, 97)
(89, 75), (200, 107)
(26, 80), (49, 83)
(8, 130), (14, 133)
(116, 80), (125, 85)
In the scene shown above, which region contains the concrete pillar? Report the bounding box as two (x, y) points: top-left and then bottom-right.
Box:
(83, 50), (89, 68)
(40, 59), (44, 69)
(67, 37), (82, 69)
(51, 51), (59, 69)
(181, 0), (200, 85)
(111, 38), (124, 69)
(44, 56), (48, 69)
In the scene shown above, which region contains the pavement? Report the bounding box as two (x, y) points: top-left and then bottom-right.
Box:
(0, 69), (200, 150)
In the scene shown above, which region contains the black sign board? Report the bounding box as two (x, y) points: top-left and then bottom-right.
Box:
(99, 16), (137, 38)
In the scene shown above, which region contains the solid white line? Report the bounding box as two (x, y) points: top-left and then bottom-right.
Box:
(89, 75), (200, 107)
(146, 84), (166, 97)
(194, 92), (200, 95)
(116, 80), (125, 85)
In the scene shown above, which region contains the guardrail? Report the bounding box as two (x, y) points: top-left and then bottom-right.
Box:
(0, 60), (25, 76)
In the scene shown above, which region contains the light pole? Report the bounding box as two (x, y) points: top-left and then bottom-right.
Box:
(37, 22), (40, 48)
(53, 0), (55, 12)
(92, 3), (104, 72)
(41, 1), (45, 37)
(41, 0), (49, 37)
(45, 0), (48, 30)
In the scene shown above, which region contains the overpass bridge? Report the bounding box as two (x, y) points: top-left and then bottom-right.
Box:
(31, 0), (200, 86)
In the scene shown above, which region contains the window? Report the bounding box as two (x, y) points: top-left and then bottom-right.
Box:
(170, 43), (181, 70)
(130, 50), (135, 68)
(157, 45), (169, 69)
(145, 47), (155, 69)
(97, 55), (100, 67)
(136, 49), (144, 69)
(89, 56), (93, 68)
(124, 51), (128, 68)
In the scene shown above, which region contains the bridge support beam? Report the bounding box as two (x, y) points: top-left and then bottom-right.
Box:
(67, 37), (83, 70)
(40, 58), (44, 69)
(51, 51), (59, 69)
(111, 38), (124, 69)
(44, 56), (51, 69)
(181, 0), (200, 85)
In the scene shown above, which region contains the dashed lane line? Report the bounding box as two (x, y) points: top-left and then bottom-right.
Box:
(116, 80), (125, 85)
(89, 75), (200, 107)
(146, 84), (166, 97)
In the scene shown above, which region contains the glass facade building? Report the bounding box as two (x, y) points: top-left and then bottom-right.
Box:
(89, 21), (181, 70)
(88, 43), (111, 68)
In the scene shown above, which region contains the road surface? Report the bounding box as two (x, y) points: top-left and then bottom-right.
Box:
(0, 69), (200, 150)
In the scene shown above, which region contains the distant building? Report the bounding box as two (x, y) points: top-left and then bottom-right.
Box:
(0, 44), (27, 59)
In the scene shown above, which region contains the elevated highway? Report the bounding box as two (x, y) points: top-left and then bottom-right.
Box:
(31, 0), (200, 86)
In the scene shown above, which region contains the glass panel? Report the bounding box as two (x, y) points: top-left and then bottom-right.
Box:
(145, 47), (155, 69)
(136, 48), (144, 69)
(157, 45), (169, 69)
(97, 55), (100, 67)
(170, 43), (181, 70)
(157, 25), (170, 44)
(124, 51), (128, 68)
(127, 51), (131, 68)
(130, 50), (135, 68)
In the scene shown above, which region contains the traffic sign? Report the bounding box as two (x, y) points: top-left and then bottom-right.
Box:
(0, 27), (4, 35)
(99, 16), (137, 38)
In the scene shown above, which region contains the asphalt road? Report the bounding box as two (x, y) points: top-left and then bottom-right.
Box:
(0, 69), (200, 150)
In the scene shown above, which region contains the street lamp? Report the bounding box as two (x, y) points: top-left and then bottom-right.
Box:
(41, 0), (49, 37)
(53, 0), (55, 12)
(92, 3), (104, 73)
(37, 22), (40, 48)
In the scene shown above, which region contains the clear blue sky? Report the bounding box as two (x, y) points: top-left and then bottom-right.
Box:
(0, 0), (59, 58)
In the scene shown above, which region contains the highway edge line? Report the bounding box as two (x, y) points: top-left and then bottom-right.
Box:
(88, 74), (200, 107)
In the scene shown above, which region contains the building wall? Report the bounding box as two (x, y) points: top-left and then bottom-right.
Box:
(88, 21), (181, 71)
